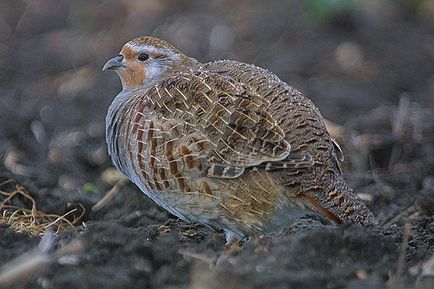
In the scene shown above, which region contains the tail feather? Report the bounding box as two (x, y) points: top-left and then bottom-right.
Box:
(302, 177), (377, 225)
(299, 192), (343, 224)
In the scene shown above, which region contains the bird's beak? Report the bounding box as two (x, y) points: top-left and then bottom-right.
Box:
(102, 55), (126, 71)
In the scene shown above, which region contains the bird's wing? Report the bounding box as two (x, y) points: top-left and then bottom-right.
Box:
(203, 60), (319, 172)
(143, 70), (297, 178)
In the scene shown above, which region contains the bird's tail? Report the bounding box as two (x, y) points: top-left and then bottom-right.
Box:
(300, 176), (377, 225)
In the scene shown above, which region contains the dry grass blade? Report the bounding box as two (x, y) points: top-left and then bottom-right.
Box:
(0, 179), (84, 236)
(388, 223), (412, 287)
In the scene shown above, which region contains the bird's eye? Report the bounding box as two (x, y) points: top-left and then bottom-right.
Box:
(138, 53), (149, 61)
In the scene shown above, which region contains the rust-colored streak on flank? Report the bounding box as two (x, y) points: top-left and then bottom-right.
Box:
(185, 155), (195, 169)
(166, 140), (186, 192)
(202, 181), (213, 195)
(136, 127), (144, 163)
(166, 141), (176, 172)
(177, 178), (186, 192)
(131, 104), (155, 191)
(146, 121), (162, 191)
(153, 176), (162, 191)
(159, 168), (170, 189)
(301, 193), (343, 224)
(179, 145), (190, 155)
(179, 145), (195, 169)
(131, 99), (146, 178)
(148, 121), (156, 168)
(131, 104), (144, 135)
(136, 126), (151, 189)
(193, 137), (205, 171)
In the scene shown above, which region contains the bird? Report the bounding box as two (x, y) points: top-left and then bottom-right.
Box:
(103, 36), (376, 243)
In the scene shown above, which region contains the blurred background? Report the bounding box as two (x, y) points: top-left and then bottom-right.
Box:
(0, 1), (433, 288)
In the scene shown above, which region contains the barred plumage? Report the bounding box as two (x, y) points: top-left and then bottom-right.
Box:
(104, 36), (376, 242)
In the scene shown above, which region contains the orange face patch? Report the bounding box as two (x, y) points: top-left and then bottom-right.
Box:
(117, 62), (146, 89)
(116, 46), (146, 89)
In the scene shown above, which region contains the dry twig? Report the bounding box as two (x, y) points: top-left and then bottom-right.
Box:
(91, 178), (128, 212)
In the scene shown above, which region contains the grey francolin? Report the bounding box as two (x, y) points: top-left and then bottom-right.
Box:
(103, 36), (376, 242)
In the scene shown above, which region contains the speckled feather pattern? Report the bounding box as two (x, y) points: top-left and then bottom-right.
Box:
(106, 37), (376, 240)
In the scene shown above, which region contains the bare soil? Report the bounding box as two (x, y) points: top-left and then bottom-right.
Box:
(0, 1), (433, 288)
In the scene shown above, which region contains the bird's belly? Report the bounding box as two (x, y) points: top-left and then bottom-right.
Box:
(131, 168), (309, 238)
(131, 174), (222, 226)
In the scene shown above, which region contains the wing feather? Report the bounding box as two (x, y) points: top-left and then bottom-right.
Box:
(143, 70), (291, 178)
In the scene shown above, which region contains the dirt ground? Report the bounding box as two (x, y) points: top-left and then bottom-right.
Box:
(1, 1), (434, 288)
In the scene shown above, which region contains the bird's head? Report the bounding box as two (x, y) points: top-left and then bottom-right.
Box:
(103, 36), (188, 90)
